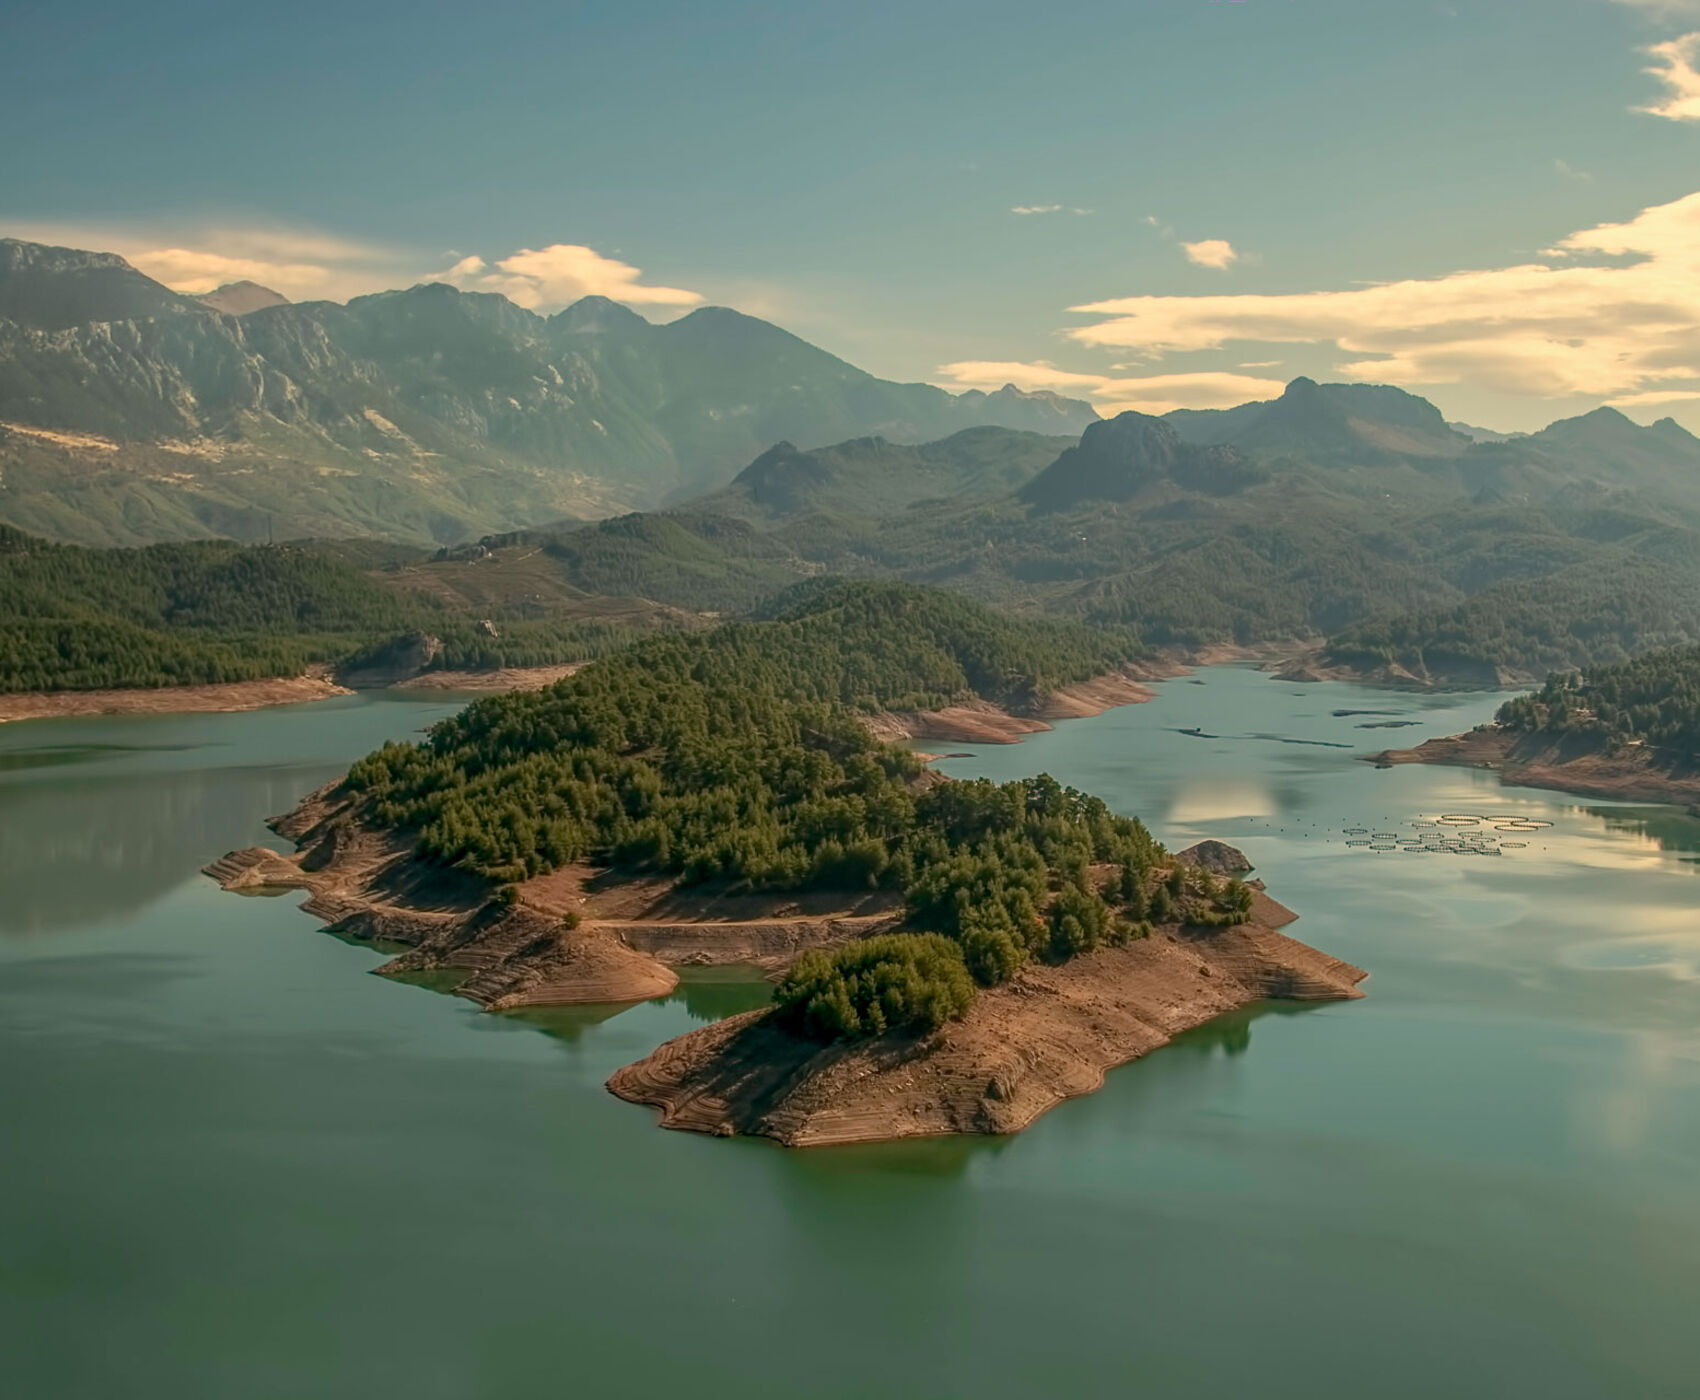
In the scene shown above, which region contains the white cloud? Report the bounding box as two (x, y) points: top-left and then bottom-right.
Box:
(1555, 158), (1594, 181)
(2, 220), (403, 300)
(936, 360), (1287, 415)
(1181, 239), (1239, 270)
(1063, 190), (1700, 403)
(1605, 387), (1700, 407)
(436, 244), (701, 309)
(1640, 32), (1700, 119)
(1011, 204), (1063, 216)
(1, 220), (704, 312)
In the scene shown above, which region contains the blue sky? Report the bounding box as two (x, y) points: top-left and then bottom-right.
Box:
(7, 0), (1700, 429)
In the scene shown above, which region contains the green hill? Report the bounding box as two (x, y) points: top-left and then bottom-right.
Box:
(0, 524), (676, 693)
(453, 390), (1700, 678)
(344, 581), (1173, 1029)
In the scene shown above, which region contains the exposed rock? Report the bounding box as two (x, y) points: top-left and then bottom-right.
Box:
(336, 631), (442, 688)
(1175, 840), (1254, 875)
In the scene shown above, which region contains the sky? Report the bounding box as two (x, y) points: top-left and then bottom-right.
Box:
(6, 0), (1700, 431)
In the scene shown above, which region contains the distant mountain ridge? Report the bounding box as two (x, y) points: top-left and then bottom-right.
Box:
(193, 281), (290, 315)
(1020, 412), (1262, 509)
(484, 381), (1700, 678)
(1165, 376), (1470, 462)
(705, 426), (1076, 519)
(0, 238), (1098, 546)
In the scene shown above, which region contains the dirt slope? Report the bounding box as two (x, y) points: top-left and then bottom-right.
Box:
(608, 892), (1363, 1147)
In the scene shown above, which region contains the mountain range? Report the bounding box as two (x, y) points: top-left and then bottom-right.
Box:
(492, 376), (1700, 682)
(0, 237), (1097, 546)
(10, 232), (1700, 685)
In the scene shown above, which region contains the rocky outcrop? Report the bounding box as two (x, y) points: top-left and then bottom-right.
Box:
(1019, 411), (1262, 510)
(335, 632), (442, 688)
(1175, 840), (1253, 875)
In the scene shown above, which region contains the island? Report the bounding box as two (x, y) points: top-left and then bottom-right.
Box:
(208, 582), (1366, 1146)
(1370, 643), (1700, 805)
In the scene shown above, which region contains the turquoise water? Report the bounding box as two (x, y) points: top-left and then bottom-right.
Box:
(3, 671), (1698, 1398)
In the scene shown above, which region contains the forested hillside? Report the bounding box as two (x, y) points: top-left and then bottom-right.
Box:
(0, 525), (660, 692)
(1497, 645), (1700, 754)
(454, 383), (1700, 679)
(344, 582), (1233, 1040)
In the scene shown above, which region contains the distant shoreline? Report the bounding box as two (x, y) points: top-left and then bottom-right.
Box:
(0, 639), (1451, 731)
(0, 663), (594, 726)
(0, 672), (352, 725)
(1368, 726), (1700, 806)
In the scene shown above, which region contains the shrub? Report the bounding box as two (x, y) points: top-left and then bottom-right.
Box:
(773, 933), (976, 1042)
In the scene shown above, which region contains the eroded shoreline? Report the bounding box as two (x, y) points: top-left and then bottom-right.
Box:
(1370, 726), (1700, 806)
(0, 672), (352, 725)
(204, 659), (1368, 1147)
(608, 890), (1363, 1147)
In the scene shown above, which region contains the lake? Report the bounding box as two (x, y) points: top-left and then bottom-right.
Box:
(3, 668), (1698, 1399)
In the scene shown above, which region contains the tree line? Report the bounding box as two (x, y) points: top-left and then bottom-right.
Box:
(1497, 642), (1700, 755)
(344, 582), (1248, 1042)
(0, 525), (656, 692)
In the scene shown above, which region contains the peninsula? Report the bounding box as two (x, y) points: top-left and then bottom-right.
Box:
(208, 582), (1365, 1145)
(1370, 643), (1700, 805)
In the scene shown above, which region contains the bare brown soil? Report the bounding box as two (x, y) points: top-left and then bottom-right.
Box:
(608, 888), (1363, 1147)
(0, 672), (351, 725)
(1271, 648), (1532, 690)
(865, 660), (1184, 745)
(205, 785), (900, 1009)
(1369, 726), (1700, 805)
(0, 662), (597, 728)
(394, 663), (586, 692)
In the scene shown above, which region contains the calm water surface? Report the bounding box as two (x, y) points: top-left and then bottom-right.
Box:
(3, 671), (1698, 1398)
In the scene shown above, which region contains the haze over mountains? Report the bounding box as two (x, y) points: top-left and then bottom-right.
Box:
(505, 374), (1700, 683)
(10, 233), (1700, 685)
(0, 237), (1096, 546)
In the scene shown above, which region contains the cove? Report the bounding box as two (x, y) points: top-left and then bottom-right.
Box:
(2, 669), (1699, 1399)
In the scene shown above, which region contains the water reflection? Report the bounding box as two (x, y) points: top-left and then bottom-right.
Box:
(1168, 777), (1277, 823)
(661, 969), (775, 1023)
(505, 1001), (636, 1044)
(1163, 1000), (1324, 1059)
(0, 742), (201, 775)
(1581, 806), (1700, 863)
(0, 765), (330, 937)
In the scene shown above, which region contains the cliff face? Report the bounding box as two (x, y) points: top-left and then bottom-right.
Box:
(1019, 411), (1261, 510)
